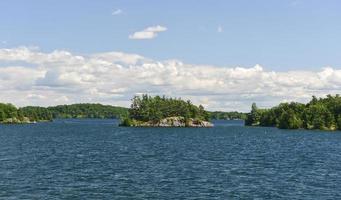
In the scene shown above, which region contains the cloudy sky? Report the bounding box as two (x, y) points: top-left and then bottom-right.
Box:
(1, 0), (341, 112)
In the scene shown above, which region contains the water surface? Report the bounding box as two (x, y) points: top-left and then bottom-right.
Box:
(0, 119), (341, 199)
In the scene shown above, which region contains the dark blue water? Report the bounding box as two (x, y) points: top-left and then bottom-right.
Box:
(1, 119), (341, 199)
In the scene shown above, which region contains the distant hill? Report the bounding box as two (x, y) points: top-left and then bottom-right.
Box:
(208, 111), (247, 120)
(47, 103), (129, 119)
(0, 103), (128, 123)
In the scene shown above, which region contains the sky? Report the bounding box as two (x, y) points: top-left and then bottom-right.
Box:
(1, 0), (341, 111)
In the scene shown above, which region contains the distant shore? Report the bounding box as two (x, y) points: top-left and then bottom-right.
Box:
(245, 94), (341, 131)
(0, 101), (244, 125)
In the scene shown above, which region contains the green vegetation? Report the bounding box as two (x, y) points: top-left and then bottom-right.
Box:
(0, 97), (212, 125)
(121, 94), (211, 126)
(245, 94), (341, 130)
(0, 103), (128, 124)
(209, 111), (246, 120)
(129, 94), (210, 121)
(47, 103), (128, 119)
(0, 103), (17, 121)
(0, 103), (30, 124)
(19, 106), (53, 122)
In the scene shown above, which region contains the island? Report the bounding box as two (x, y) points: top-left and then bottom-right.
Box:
(120, 94), (213, 127)
(245, 94), (341, 131)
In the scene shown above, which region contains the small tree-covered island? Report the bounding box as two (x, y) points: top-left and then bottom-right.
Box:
(246, 94), (341, 131)
(120, 95), (213, 127)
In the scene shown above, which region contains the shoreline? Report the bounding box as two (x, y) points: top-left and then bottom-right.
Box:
(120, 116), (214, 128)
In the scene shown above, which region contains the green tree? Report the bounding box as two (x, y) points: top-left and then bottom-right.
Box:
(0, 110), (5, 121)
(126, 94), (210, 123)
(245, 103), (262, 126)
(259, 109), (276, 127)
(277, 109), (302, 129)
(248, 95), (341, 130)
(337, 115), (341, 130)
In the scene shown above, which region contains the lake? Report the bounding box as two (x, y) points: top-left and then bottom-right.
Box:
(0, 119), (341, 199)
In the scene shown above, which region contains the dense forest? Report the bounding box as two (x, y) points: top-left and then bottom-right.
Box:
(20, 106), (53, 122)
(47, 104), (128, 119)
(0, 103), (128, 123)
(209, 111), (246, 120)
(121, 94), (210, 126)
(0, 103), (30, 123)
(245, 94), (341, 130)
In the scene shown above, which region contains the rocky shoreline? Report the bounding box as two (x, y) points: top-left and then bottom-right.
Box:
(121, 116), (214, 127)
(1, 117), (33, 124)
(0, 117), (52, 124)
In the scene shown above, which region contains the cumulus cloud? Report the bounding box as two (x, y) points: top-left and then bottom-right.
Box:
(0, 46), (340, 111)
(129, 25), (167, 40)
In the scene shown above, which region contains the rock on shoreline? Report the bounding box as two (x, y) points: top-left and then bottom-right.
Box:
(122, 116), (214, 127)
(1, 117), (32, 124)
(0, 117), (52, 124)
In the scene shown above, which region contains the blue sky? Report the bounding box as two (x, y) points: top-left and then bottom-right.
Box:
(1, 0), (341, 71)
(1, 0), (341, 111)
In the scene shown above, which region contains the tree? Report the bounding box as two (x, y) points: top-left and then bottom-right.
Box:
(245, 103), (262, 126)
(277, 109), (302, 129)
(0, 110), (5, 121)
(337, 115), (341, 130)
(248, 95), (341, 130)
(259, 109), (276, 127)
(303, 104), (335, 130)
(126, 94), (210, 123)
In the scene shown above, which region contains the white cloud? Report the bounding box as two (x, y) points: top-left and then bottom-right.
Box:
(92, 52), (148, 65)
(217, 25), (223, 33)
(26, 94), (46, 100)
(129, 25), (167, 40)
(112, 9), (123, 15)
(0, 46), (341, 111)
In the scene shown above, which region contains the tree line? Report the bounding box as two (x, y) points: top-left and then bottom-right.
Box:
(245, 94), (341, 130)
(47, 104), (128, 119)
(209, 111), (246, 120)
(0, 103), (128, 123)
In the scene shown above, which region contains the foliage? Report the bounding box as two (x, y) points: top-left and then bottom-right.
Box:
(246, 95), (341, 130)
(245, 103), (267, 126)
(0, 103), (19, 123)
(209, 111), (246, 120)
(277, 109), (302, 129)
(0, 103), (128, 123)
(119, 117), (133, 126)
(19, 106), (53, 121)
(47, 103), (128, 119)
(0, 103), (18, 120)
(128, 94), (210, 122)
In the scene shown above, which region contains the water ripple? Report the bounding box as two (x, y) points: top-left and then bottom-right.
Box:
(0, 119), (341, 199)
